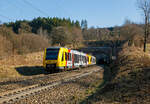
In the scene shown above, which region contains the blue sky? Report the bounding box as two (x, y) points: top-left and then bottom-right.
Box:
(0, 0), (143, 27)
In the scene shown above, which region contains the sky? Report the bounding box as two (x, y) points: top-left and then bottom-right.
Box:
(0, 0), (143, 27)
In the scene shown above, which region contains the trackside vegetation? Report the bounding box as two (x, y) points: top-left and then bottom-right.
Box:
(80, 47), (150, 104)
(0, 17), (84, 58)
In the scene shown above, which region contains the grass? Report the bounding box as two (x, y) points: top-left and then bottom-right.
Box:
(70, 76), (104, 104)
(0, 51), (44, 78)
(146, 43), (150, 52)
(79, 47), (150, 104)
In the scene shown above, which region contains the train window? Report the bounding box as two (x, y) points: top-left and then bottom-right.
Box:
(69, 53), (72, 61)
(76, 55), (77, 62)
(82, 56), (84, 63)
(74, 54), (76, 63)
(83, 56), (85, 63)
(80, 55), (81, 61)
(86, 57), (87, 62)
(46, 49), (59, 60)
(62, 52), (64, 61)
(83, 56), (84, 62)
(74, 54), (78, 63)
(65, 53), (68, 61)
(68, 53), (70, 61)
(74, 54), (76, 62)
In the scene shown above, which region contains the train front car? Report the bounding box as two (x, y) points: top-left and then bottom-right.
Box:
(43, 47), (70, 72)
(43, 47), (60, 72)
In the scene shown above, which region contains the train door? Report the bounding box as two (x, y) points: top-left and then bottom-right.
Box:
(69, 52), (72, 68)
(60, 51), (65, 68)
(80, 53), (85, 67)
(66, 51), (72, 69)
(82, 54), (87, 67)
(59, 48), (68, 69)
(72, 53), (74, 68)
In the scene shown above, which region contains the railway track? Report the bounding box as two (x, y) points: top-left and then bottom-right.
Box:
(0, 67), (102, 104)
(0, 66), (94, 93)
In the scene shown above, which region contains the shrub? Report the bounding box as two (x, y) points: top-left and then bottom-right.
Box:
(0, 35), (13, 59)
(0, 26), (50, 57)
(17, 33), (50, 54)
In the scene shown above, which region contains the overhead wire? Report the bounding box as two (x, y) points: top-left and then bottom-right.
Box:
(0, 0), (17, 22)
(57, 0), (72, 18)
(4, 0), (24, 21)
(22, 0), (49, 17)
(0, 14), (14, 21)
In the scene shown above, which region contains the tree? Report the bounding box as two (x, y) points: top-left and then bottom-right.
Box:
(81, 20), (88, 30)
(137, 0), (150, 52)
(120, 24), (144, 47)
(75, 21), (80, 28)
(71, 27), (83, 48)
(123, 19), (133, 25)
(51, 26), (73, 46)
(18, 22), (32, 34)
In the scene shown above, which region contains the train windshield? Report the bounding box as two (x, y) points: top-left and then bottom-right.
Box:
(46, 48), (59, 60)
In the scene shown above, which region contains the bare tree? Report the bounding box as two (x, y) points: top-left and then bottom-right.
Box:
(137, 0), (150, 52)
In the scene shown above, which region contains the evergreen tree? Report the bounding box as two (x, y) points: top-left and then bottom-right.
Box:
(81, 19), (88, 30)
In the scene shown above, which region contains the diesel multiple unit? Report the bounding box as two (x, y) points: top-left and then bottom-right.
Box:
(43, 47), (96, 72)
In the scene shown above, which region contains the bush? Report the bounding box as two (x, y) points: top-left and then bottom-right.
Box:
(50, 26), (83, 47)
(17, 33), (50, 54)
(51, 26), (73, 46)
(0, 26), (50, 57)
(0, 35), (13, 59)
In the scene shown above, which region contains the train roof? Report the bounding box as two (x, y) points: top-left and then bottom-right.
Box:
(46, 47), (95, 56)
(47, 47), (61, 49)
(46, 47), (71, 49)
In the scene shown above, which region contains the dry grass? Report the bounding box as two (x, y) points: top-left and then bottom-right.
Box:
(146, 43), (150, 52)
(114, 47), (150, 78)
(0, 26), (50, 57)
(105, 47), (150, 103)
(81, 47), (150, 104)
(0, 51), (44, 78)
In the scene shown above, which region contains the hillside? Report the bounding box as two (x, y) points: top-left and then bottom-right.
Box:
(82, 47), (150, 104)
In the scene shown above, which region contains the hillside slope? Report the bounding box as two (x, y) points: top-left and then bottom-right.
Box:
(82, 47), (150, 104)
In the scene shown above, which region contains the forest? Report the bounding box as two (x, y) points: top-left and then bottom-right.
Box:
(0, 17), (147, 59)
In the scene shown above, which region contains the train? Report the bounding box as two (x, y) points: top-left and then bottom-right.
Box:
(43, 47), (96, 72)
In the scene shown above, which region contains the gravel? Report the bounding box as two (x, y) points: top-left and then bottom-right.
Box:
(13, 70), (103, 104)
(0, 66), (102, 96)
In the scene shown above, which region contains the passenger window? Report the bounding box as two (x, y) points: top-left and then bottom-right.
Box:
(65, 53), (68, 61)
(69, 53), (71, 61)
(68, 53), (70, 61)
(62, 52), (64, 61)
